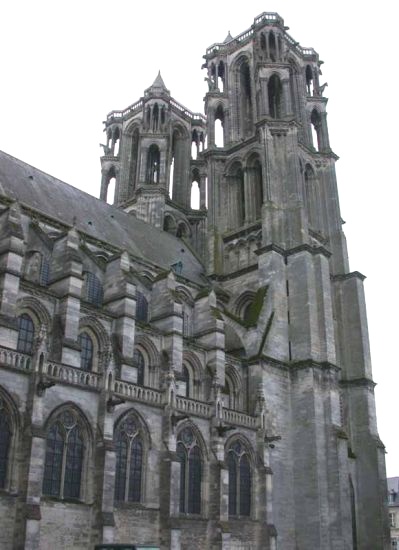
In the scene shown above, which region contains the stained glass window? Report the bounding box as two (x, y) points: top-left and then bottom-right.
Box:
(177, 428), (202, 514)
(133, 349), (145, 386)
(228, 441), (251, 517)
(85, 272), (103, 306)
(79, 332), (93, 371)
(114, 414), (143, 503)
(42, 411), (84, 500)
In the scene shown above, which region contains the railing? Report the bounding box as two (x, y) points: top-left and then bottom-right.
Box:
(223, 408), (258, 428)
(113, 380), (163, 405)
(44, 361), (101, 389)
(206, 11), (317, 59)
(170, 99), (206, 123)
(106, 99), (144, 122)
(0, 346), (32, 371)
(176, 396), (211, 417)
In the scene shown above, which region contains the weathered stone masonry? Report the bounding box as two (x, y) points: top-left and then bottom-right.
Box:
(0, 11), (390, 550)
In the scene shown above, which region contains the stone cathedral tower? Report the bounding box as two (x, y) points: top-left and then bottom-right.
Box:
(0, 11), (389, 550)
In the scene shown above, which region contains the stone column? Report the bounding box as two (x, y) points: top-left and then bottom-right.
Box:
(0, 203), (25, 348)
(103, 252), (136, 381)
(282, 79), (292, 116)
(49, 227), (83, 367)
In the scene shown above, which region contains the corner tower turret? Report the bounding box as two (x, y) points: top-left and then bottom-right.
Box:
(100, 73), (207, 257)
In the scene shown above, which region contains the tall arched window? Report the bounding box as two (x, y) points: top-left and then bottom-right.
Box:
(214, 105), (224, 148)
(268, 75), (283, 119)
(17, 313), (35, 354)
(133, 349), (145, 386)
(310, 109), (322, 151)
(114, 414), (143, 503)
(305, 65), (314, 95)
(42, 410), (84, 499)
(0, 399), (11, 489)
(79, 332), (93, 371)
(136, 291), (148, 323)
(146, 144), (160, 184)
(177, 427), (202, 514)
(239, 60), (253, 138)
(85, 272), (103, 307)
(228, 440), (251, 516)
(177, 365), (190, 398)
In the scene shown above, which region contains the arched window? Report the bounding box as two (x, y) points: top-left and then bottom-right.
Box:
(133, 349), (145, 386)
(178, 365), (190, 398)
(113, 127), (121, 156)
(305, 65), (314, 96)
(269, 32), (277, 62)
(114, 414), (143, 503)
(17, 313), (35, 354)
(214, 105), (224, 148)
(310, 109), (322, 151)
(42, 410), (84, 499)
(228, 440), (251, 516)
(268, 75), (282, 119)
(146, 144), (160, 184)
(0, 399), (11, 489)
(136, 291), (148, 323)
(85, 272), (103, 307)
(177, 427), (202, 514)
(152, 103), (159, 132)
(239, 60), (253, 138)
(79, 332), (93, 371)
(217, 61), (225, 92)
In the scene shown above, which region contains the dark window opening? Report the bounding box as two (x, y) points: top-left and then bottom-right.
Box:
(114, 415), (143, 503)
(177, 428), (202, 514)
(85, 272), (103, 307)
(268, 74), (283, 119)
(136, 291), (148, 323)
(79, 332), (93, 371)
(0, 405), (11, 489)
(146, 144), (160, 184)
(17, 313), (35, 354)
(133, 349), (145, 386)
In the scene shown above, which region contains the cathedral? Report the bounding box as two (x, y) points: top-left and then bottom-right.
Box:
(0, 11), (390, 550)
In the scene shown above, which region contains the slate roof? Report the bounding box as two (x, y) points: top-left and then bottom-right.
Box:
(0, 150), (206, 285)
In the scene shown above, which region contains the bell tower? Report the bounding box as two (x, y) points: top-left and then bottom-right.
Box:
(100, 73), (207, 257)
(202, 12), (343, 277)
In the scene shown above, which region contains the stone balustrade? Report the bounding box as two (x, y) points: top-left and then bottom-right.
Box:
(0, 346), (32, 371)
(113, 379), (163, 406)
(44, 361), (101, 389)
(175, 395), (211, 418)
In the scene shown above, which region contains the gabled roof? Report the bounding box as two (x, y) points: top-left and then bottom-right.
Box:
(223, 31), (233, 43)
(0, 150), (206, 285)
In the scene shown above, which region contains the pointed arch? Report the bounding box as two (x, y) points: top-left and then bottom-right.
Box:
(176, 422), (208, 514)
(16, 296), (51, 330)
(113, 408), (151, 503)
(0, 386), (20, 491)
(268, 74), (283, 119)
(146, 144), (160, 184)
(42, 403), (93, 501)
(225, 435), (255, 517)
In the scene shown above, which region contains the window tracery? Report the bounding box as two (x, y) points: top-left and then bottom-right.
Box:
(177, 427), (202, 514)
(42, 409), (85, 499)
(17, 313), (35, 354)
(0, 398), (11, 489)
(114, 414), (143, 503)
(227, 440), (251, 516)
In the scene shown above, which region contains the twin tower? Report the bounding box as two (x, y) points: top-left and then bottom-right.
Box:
(100, 11), (333, 276)
(98, 12), (389, 549)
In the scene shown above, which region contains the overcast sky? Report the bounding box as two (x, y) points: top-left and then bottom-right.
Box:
(1, 0), (398, 476)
